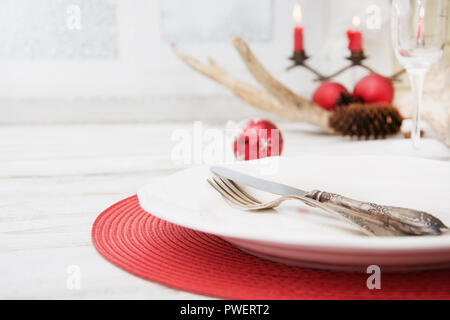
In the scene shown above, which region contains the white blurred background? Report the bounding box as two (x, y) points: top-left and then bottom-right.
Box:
(0, 0), (418, 124)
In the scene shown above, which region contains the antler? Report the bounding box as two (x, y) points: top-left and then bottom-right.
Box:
(171, 39), (331, 132)
(172, 36), (449, 147)
(171, 45), (291, 119)
(230, 37), (330, 130)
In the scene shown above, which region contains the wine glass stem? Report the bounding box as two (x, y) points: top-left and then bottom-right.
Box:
(407, 68), (427, 149)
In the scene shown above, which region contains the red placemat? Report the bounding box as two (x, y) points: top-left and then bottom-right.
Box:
(92, 195), (450, 299)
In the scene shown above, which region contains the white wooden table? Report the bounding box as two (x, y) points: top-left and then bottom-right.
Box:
(0, 121), (448, 299)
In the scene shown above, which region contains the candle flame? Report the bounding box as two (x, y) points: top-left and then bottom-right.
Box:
(394, 3), (400, 16)
(352, 16), (360, 28)
(419, 6), (425, 19)
(293, 3), (302, 25)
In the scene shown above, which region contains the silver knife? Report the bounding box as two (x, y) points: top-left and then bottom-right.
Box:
(210, 166), (307, 197)
(210, 166), (448, 236)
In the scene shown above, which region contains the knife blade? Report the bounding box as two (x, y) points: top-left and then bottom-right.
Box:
(210, 166), (307, 197)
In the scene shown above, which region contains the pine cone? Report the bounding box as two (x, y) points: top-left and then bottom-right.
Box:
(335, 92), (364, 107)
(329, 103), (403, 139)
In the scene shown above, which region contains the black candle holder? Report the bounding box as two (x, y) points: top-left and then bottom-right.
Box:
(287, 49), (405, 82)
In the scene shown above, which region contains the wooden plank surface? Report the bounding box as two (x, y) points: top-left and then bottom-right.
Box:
(0, 122), (448, 299)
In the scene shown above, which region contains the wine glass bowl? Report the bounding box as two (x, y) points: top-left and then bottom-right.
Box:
(391, 0), (448, 148)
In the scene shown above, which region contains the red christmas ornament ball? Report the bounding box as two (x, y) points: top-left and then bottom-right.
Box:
(312, 82), (349, 111)
(353, 73), (394, 104)
(233, 119), (283, 161)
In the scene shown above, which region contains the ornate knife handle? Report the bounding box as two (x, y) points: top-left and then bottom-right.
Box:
(305, 190), (448, 236)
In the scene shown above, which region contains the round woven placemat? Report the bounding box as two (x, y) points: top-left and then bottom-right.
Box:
(92, 195), (450, 299)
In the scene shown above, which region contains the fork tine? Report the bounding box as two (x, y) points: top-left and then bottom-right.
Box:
(207, 179), (248, 208)
(218, 176), (262, 204)
(207, 179), (239, 205)
(214, 175), (260, 205)
(211, 177), (254, 206)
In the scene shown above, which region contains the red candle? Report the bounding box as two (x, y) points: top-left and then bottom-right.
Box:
(294, 26), (303, 52)
(346, 16), (363, 52)
(416, 5), (425, 46)
(293, 4), (303, 52)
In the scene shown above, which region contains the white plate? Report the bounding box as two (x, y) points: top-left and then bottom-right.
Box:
(138, 156), (450, 272)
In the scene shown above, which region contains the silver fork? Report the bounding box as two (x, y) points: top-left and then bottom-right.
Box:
(207, 175), (447, 237)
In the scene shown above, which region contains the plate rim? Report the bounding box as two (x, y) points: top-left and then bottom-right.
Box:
(138, 155), (450, 252)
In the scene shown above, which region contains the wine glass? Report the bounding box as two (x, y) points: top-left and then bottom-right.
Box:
(391, 0), (448, 148)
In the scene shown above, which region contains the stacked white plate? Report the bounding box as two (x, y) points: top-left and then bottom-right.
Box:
(138, 155), (450, 272)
